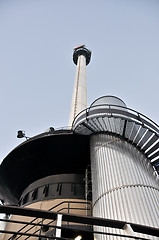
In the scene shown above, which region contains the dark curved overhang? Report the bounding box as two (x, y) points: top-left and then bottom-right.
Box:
(0, 130), (90, 204)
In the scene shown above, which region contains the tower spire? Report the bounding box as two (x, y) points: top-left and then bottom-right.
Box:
(68, 45), (91, 127)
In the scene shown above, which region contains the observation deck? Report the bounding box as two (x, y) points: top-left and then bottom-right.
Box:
(73, 45), (91, 65)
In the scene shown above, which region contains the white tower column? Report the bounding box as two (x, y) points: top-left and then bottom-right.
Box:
(68, 45), (91, 127)
(68, 55), (87, 126)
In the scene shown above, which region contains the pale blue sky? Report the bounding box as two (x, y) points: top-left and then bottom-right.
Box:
(0, 0), (159, 162)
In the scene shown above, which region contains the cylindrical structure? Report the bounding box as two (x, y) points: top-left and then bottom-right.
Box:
(2, 173), (92, 240)
(68, 45), (91, 127)
(89, 96), (159, 239)
(73, 95), (159, 239)
(0, 131), (92, 240)
(68, 55), (87, 126)
(90, 134), (159, 239)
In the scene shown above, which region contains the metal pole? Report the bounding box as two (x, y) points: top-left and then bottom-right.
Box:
(55, 214), (62, 239)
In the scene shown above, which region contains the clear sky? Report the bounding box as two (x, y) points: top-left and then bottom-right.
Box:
(0, 0), (159, 163)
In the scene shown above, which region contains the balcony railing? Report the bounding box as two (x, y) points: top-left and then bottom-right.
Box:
(0, 205), (159, 240)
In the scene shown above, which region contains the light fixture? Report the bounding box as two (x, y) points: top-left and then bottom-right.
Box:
(74, 235), (82, 240)
(17, 130), (29, 140)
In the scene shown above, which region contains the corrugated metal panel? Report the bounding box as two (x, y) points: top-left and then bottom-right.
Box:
(90, 134), (159, 240)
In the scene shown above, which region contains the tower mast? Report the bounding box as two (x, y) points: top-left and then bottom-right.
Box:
(68, 45), (91, 127)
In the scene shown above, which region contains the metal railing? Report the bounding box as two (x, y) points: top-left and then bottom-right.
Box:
(0, 201), (91, 240)
(72, 104), (159, 174)
(72, 104), (159, 133)
(0, 205), (159, 240)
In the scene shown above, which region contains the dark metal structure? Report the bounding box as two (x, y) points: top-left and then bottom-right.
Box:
(72, 98), (159, 174)
(0, 130), (90, 205)
(73, 45), (91, 65)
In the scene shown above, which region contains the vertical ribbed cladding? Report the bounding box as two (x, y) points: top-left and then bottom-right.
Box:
(90, 134), (159, 240)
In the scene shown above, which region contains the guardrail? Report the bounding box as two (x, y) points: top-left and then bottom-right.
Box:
(0, 205), (159, 240)
(72, 104), (159, 133)
(72, 104), (159, 174)
(4, 200), (91, 240)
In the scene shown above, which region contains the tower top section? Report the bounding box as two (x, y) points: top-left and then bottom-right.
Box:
(73, 44), (91, 65)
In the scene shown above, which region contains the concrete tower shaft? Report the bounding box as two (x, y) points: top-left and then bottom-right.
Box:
(68, 45), (91, 127)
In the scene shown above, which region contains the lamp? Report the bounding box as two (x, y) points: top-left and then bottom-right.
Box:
(75, 236), (82, 240)
(17, 130), (29, 140)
